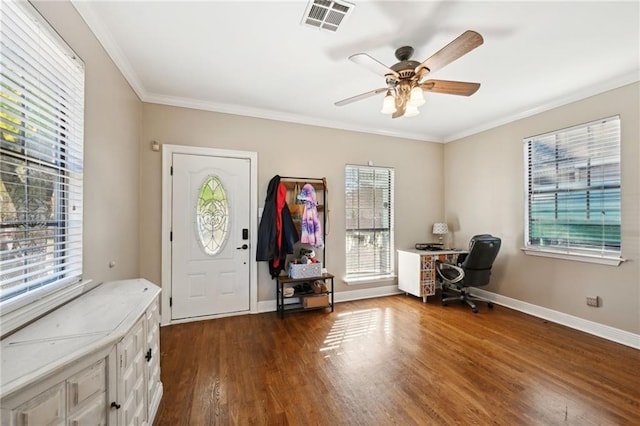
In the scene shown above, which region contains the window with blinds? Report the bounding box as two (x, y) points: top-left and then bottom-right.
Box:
(1, 1), (85, 309)
(524, 116), (621, 257)
(345, 165), (394, 279)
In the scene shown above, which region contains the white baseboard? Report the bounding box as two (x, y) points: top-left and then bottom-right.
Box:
(257, 285), (402, 313)
(472, 288), (640, 350)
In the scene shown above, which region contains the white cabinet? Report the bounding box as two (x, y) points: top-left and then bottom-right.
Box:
(145, 299), (161, 420)
(118, 316), (147, 426)
(2, 356), (108, 426)
(398, 249), (466, 302)
(1, 279), (162, 426)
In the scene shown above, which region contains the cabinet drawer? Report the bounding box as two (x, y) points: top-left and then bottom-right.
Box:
(14, 382), (65, 426)
(68, 394), (107, 426)
(67, 359), (106, 411)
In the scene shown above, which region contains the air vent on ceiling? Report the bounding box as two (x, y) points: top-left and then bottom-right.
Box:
(301, 0), (354, 33)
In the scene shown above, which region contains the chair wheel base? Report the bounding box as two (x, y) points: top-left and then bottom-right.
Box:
(440, 290), (494, 313)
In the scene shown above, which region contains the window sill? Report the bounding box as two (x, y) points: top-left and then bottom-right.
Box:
(522, 247), (625, 266)
(343, 274), (397, 286)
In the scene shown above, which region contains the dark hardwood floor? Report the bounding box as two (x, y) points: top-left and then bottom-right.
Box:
(154, 294), (640, 425)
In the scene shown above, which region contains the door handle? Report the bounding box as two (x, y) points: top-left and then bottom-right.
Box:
(236, 244), (248, 250)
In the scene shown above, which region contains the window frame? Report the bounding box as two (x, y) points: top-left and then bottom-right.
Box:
(344, 164), (395, 284)
(522, 116), (624, 266)
(1, 0), (88, 335)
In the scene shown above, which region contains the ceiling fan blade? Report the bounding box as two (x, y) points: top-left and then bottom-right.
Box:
(419, 79), (481, 96)
(334, 88), (388, 106)
(415, 30), (484, 75)
(349, 53), (400, 79)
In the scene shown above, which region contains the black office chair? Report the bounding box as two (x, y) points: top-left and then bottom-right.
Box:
(436, 234), (501, 313)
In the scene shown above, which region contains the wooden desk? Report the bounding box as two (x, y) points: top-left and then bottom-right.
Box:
(397, 249), (467, 302)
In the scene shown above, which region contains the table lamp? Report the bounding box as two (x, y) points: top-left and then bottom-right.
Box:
(432, 222), (449, 246)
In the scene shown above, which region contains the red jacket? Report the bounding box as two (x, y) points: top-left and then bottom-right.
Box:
(256, 175), (299, 277)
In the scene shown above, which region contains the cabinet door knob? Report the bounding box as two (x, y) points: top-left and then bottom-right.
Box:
(145, 348), (152, 362)
(111, 401), (121, 410)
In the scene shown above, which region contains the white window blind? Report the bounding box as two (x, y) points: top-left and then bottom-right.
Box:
(1, 1), (85, 309)
(345, 165), (394, 278)
(524, 116), (621, 256)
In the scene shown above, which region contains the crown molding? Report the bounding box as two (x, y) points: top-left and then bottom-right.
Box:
(71, 0), (147, 100)
(445, 70), (640, 143)
(144, 93), (442, 143)
(71, 0), (441, 143)
(70, 1), (639, 145)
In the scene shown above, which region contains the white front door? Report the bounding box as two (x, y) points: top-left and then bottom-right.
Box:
(170, 153), (251, 320)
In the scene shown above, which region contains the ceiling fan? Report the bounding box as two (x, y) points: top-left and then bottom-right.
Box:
(335, 30), (484, 119)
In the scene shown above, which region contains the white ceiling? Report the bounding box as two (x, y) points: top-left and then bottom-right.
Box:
(71, 1), (640, 143)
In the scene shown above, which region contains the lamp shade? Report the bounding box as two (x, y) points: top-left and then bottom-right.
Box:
(432, 223), (449, 235)
(408, 86), (426, 107)
(381, 91), (396, 114)
(404, 105), (420, 117)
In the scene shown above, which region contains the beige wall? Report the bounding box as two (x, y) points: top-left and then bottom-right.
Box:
(33, 1), (638, 335)
(444, 83), (640, 334)
(138, 104), (444, 300)
(33, 1), (142, 285)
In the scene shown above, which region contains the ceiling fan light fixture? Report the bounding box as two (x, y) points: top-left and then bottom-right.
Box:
(381, 91), (396, 114)
(404, 105), (420, 118)
(335, 31), (484, 120)
(408, 86), (425, 107)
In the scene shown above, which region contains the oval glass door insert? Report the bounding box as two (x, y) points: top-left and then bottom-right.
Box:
(196, 175), (230, 255)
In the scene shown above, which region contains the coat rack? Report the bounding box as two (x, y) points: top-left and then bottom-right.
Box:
(280, 176), (327, 266)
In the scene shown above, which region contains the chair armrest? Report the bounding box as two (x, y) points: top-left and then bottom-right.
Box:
(436, 261), (465, 284)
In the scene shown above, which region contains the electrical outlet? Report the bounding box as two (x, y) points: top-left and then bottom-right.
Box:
(586, 296), (599, 307)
